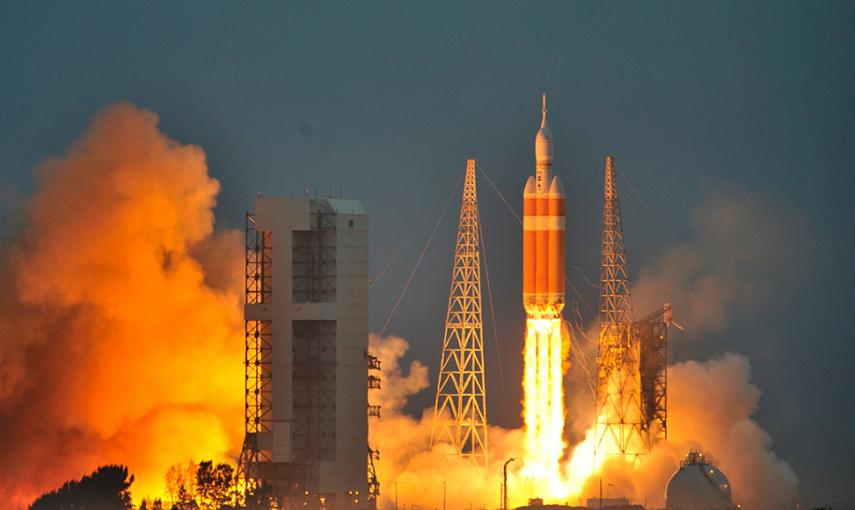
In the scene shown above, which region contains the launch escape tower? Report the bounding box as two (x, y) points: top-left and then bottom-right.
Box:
(594, 156), (669, 461)
(430, 159), (489, 465)
(237, 196), (373, 509)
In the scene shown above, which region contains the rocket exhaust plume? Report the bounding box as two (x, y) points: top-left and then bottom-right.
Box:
(0, 103), (243, 507)
(520, 94), (570, 492)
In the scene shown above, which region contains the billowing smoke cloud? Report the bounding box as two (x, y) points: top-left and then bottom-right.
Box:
(583, 354), (798, 510)
(667, 354), (798, 508)
(368, 334), (527, 510)
(566, 191), (806, 509)
(632, 188), (810, 335)
(0, 103), (244, 507)
(372, 338), (798, 510)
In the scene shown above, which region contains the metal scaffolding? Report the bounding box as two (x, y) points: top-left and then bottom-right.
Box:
(636, 304), (670, 443)
(367, 341), (383, 498)
(594, 157), (671, 459)
(293, 209), (337, 303)
(367, 351), (381, 506)
(238, 212), (274, 495)
(430, 159), (489, 465)
(594, 156), (647, 460)
(292, 320), (337, 490)
(366, 445), (380, 505)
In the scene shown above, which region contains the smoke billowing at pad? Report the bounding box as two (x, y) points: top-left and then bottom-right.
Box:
(0, 103), (244, 506)
(370, 333), (797, 509)
(369, 188), (803, 510)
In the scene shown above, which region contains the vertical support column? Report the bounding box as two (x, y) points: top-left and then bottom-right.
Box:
(238, 212), (274, 495)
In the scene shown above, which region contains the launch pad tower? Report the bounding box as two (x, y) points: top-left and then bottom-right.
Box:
(594, 156), (669, 461)
(237, 195), (372, 509)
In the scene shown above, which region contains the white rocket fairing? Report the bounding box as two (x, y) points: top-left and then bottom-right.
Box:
(523, 94), (566, 317)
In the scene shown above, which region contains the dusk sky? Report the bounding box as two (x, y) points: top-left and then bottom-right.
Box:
(2, 1), (854, 504)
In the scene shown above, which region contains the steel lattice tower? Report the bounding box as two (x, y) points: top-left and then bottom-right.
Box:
(237, 212), (273, 499)
(430, 159), (489, 464)
(594, 155), (647, 460)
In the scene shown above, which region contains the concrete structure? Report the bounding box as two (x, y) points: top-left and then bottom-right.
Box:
(666, 450), (735, 510)
(237, 195), (372, 509)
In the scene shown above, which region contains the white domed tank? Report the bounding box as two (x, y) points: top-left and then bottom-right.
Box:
(666, 450), (735, 510)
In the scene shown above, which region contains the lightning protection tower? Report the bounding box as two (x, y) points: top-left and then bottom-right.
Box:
(594, 155), (647, 461)
(430, 158), (489, 465)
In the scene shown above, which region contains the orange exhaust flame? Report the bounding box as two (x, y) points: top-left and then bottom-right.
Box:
(521, 317), (566, 495)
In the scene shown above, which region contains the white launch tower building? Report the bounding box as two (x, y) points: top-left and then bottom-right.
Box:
(238, 195), (373, 509)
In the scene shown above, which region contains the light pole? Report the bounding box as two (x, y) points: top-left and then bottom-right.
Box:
(503, 458), (516, 510)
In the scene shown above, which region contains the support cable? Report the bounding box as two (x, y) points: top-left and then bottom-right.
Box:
(570, 303), (597, 399)
(477, 164), (522, 225)
(615, 164), (673, 243)
(478, 219), (506, 396)
(370, 174), (459, 289)
(379, 173), (462, 338)
(572, 265), (598, 288)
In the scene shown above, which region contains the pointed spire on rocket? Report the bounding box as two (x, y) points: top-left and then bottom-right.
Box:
(541, 92), (548, 128)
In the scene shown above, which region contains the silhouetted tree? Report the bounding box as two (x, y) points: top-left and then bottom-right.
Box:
(166, 462), (198, 508)
(29, 464), (134, 510)
(171, 484), (198, 510)
(195, 460), (235, 510)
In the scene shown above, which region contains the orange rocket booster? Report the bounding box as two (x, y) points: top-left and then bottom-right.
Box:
(523, 94), (565, 317)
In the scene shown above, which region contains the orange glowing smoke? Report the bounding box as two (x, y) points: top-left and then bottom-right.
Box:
(0, 103), (244, 507)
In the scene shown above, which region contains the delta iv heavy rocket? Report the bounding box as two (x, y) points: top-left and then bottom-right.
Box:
(523, 94), (565, 318)
(521, 94), (567, 480)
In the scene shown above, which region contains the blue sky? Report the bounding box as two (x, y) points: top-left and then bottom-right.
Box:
(1, 1), (854, 503)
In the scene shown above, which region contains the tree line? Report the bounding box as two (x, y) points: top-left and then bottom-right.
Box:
(29, 462), (273, 510)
